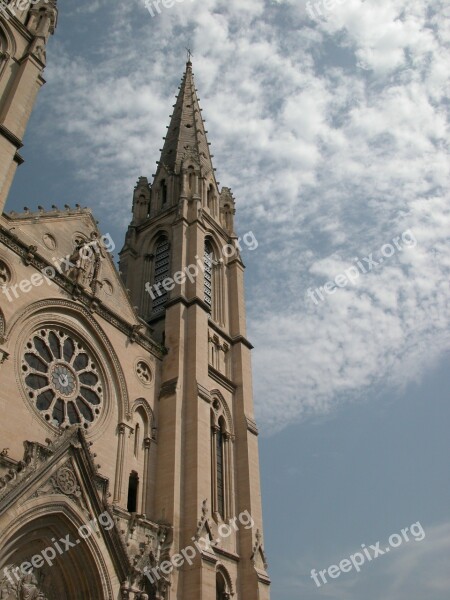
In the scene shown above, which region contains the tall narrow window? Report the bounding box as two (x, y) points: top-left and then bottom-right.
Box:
(134, 423), (140, 458)
(216, 572), (226, 600)
(127, 471), (139, 513)
(216, 423), (225, 518)
(161, 180), (168, 206)
(207, 184), (215, 216)
(152, 235), (170, 314)
(204, 240), (213, 311)
(188, 167), (195, 192)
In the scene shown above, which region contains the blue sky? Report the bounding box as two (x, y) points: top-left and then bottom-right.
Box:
(6, 0), (450, 597)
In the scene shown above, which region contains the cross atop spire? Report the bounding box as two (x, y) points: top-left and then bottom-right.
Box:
(186, 47), (193, 64)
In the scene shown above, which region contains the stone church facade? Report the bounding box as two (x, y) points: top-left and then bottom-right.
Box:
(0, 2), (271, 599)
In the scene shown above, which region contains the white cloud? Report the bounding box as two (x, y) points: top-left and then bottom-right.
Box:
(34, 0), (450, 434)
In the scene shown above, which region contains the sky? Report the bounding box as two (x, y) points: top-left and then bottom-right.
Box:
(6, 0), (450, 598)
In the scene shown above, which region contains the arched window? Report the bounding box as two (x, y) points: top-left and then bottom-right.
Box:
(216, 572), (226, 600)
(152, 235), (170, 314)
(216, 420), (225, 518)
(130, 402), (153, 515)
(204, 240), (213, 311)
(127, 471), (139, 513)
(211, 399), (233, 520)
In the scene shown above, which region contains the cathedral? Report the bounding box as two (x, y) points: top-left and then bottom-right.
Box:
(0, 2), (271, 599)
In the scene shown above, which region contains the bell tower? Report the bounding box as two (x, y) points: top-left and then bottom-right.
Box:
(0, 0), (58, 212)
(120, 60), (271, 599)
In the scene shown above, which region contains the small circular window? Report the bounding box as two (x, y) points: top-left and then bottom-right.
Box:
(21, 328), (103, 429)
(136, 361), (152, 385)
(0, 260), (11, 286)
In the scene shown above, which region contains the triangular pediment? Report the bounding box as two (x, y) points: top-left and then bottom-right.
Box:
(0, 427), (131, 582)
(1, 209), (141, 325)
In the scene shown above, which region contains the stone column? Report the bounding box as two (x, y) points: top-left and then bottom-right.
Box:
(142, 437), (152, 514)
(114, 423), (126, 503)
(211, 425), (218, 514)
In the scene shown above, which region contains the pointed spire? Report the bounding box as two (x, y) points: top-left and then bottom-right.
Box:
(157, 60), (215, 178)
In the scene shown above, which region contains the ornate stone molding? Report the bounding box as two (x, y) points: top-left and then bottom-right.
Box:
(211, 390), (234, 435)
(0, 224), (163, 359)
(208, 366), (236, 393)
(28, 460), (91, 517)
(197, 382), (211, 403)
(159, 378), (178, 399)
(246, 416), (259, 437)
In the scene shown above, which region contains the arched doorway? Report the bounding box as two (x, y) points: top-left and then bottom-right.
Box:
(0, 508), (111, 599)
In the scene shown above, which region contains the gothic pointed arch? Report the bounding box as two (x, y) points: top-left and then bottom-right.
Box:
(210, 392), (234, 520)
(216, 563), (234, 598)
(129, 399), (155, 513)
(0, 502), (114, 599)
(0, 428), (129, 599)
(131, 398), (155, 438)
(210, 390), (233, 435)
(0, 19), (17, 59)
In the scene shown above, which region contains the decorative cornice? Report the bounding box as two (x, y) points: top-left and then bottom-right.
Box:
(214, 546), (240, 562)
(197, 382), (211, 403)
(164, 293), (212, 314)
(200, 551), (218, 565)
(0, 123), (23, 150)
(246, 416), (259, 436)
(159, 378), (178, 399)
(208, 366), (236, 393)
(255, 569), (272, 585)
(207, 318), (254, 350)
(14, 151), (24, 165)
(230, 334), (253, 350)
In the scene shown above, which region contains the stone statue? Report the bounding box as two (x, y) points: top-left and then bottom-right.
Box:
(19, 573), (40, 600)
(0, 567), (17, 600)
(67, 232), (105, 291)
(0, 571), (47, 600)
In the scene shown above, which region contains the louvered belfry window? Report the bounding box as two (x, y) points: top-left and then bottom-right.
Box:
(204, 240), (213, 310)
(152, 236), (171, 314)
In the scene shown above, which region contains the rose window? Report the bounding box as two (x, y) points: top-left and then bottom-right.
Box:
(21, 329), (103, 429)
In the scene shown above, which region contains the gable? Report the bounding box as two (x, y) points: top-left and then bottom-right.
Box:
(1, 209), (139, 325)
